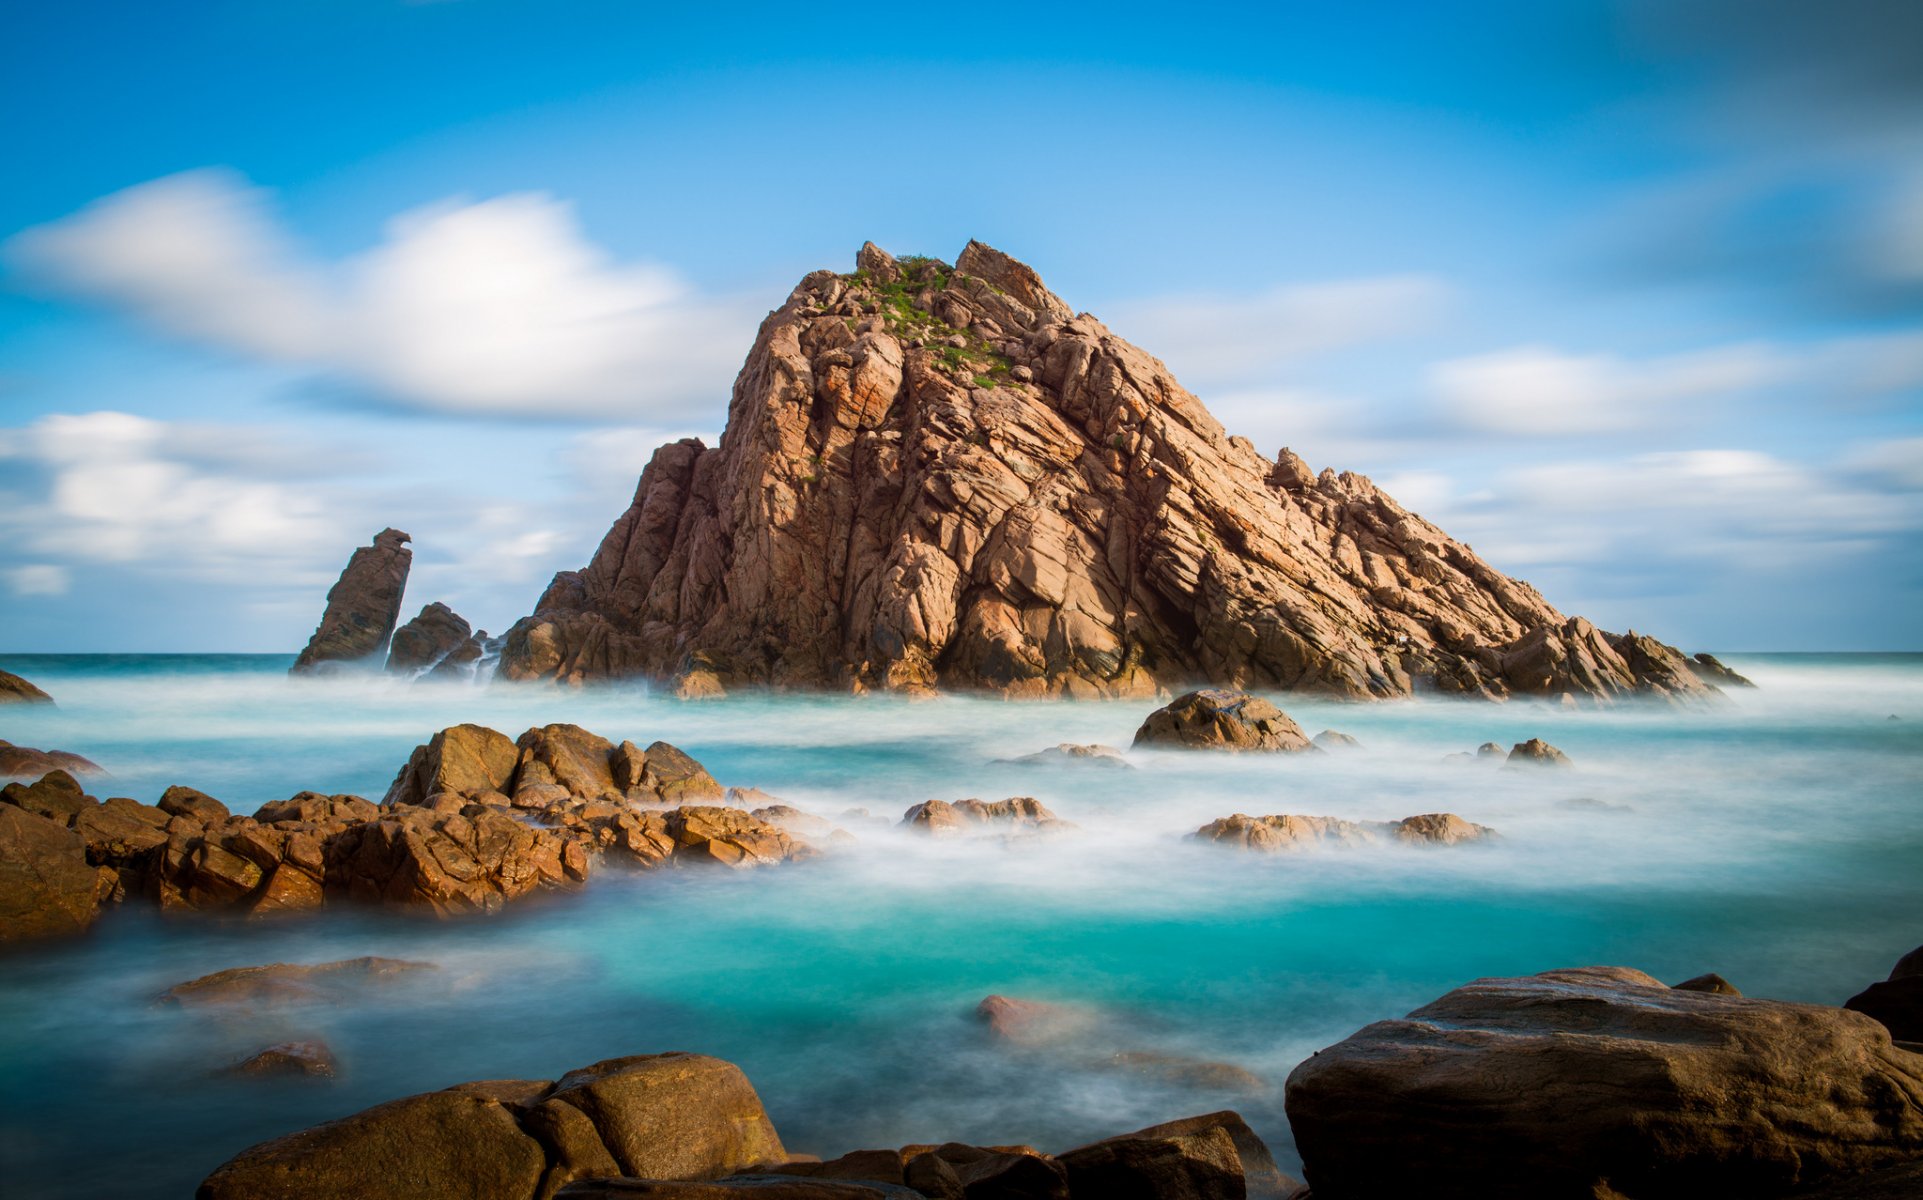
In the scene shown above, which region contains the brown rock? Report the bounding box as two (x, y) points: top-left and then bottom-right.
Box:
(385, 601), (473, 674)
(1673, 972), (1741, 995)
(494, 244), (1716, 706)
(943, 1147), (1069, 1200)
(198, 1088), (546, 1200)
(72, 796), (172, 863)
(902, 797), (1070, 837)
(0, 666), (54, 705)
(1688, 651), (1756, 688)
(324, 804), (582, 913)
(0, 802), (102, 941)
(547, 1053), (787, 1180)
(252, 791), (379, 828)
(2, 767), (99, 821)
(1311, 729), (1362, 752)
(902, 1152), (966, 1200)
(556, 1180), (923, 1199)
(384, 723), (521, 807)
(290, 527), (413, 674)
(159, 785), (230, 824)
(621, 741), (725, 804)
(1391, 812), (1497, 845)
(517, 724), (622, 804)
(1063, 1111), (1297, 1199)
(424, 630), (489, 680)
(750, 805), (837, 839)
(1007, 743), (1132, 768)
(1192, 814), (1376, 852)
(1058, 1113), (1271, 1200)
(157, 956), (437, 1008)
(0, 745), (105, 783)
(1503, 737), (1571, 769)
(769, 1150), (905, 1185)
(1133, 691), (1314, 753)
(664, 807), (814, 867)
(1283, 965), (1923, 1199)
(224, 1040), (339, 1079)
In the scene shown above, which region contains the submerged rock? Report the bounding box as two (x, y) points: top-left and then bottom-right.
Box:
(1005, 743), (1133, 768)
(385, 601), (473, 674)
(223, 1040), (339, 1079)
(1311, 729), (1362, 752)
(900, 797), (1072, 836)
(495, 243), (1718, 705)
(1193, 811), (1496, 851)
(1284, 965), (1923, 1199)
(1133, 690), (1314, 752)
(1673, 972), (1742, 996)
(157, 956), (437, 1008)
(0, 742), (105, 781)
(0, 667), (53, 705)
(290, 528), (413, 674)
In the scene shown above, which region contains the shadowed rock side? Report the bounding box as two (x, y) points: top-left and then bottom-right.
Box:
(292, 528), (414, 674)
(386, 601), (473, 674)
(501, 241), (1717, 705)
(0, 667), (54, 705)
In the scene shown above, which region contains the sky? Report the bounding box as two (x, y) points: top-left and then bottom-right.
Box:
(1, 0), (1919, 653)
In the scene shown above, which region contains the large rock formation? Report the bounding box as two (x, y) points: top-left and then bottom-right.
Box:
(499, 241), (1717, 704)
(291, 528), (413, 674)
(1284, 966), (1923, 1199)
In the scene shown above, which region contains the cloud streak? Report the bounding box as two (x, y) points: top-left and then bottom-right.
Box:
(6, 170), (761, 421)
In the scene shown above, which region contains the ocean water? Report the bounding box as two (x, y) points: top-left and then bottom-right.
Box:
(0, 653), (1919, 1198)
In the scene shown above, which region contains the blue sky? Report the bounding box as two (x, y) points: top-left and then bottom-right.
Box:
(2, 0), (1919, 652)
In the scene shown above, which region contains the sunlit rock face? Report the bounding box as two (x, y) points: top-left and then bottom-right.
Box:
(501, 242), (1716, 705)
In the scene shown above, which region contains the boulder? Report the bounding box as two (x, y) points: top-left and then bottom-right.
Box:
(198, 1088), (547, 1200)
(384, 723), (521, 807)
(1193, 812), (1494, 852)
(1284, 965), (1923, 1199)
(1311, 730), (1362, 752)
(324, 804), (586, 913)
(901, 798), (1071, 837)
(424, 630), (489, 680)
(0, 666), (53, 704)
(750, 805), (838, 840)
(0, 802), (102, 941)
(223, 1040), (339, 1079)
(159, 785), (230, 824)
(1845, 977), (1923, 1043)
(1392, 813), (1496, 845)
(1133, 691), (1314, 752)
(1060, 1111), (1299, 1199)
(662, 807), (814, 868)
(622, 741), (726, 805)
(547, 1053), (787, 1181)
(1672, 972), (1741, 995)
(385, 601), (473, 674)
(2, 768), (99, 821)
(290, 528), (413, 673)
(517, 724), (623, 804)
(1475, 741), (1503, 759)
(556, 1180), (922, 1199)
(157, 957), (437, 1008)
(0, 744), (105, 782)
(1503, 737), (1571, 769)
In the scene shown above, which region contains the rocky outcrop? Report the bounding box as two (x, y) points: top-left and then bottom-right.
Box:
(0, 740), (104, 780)
(199, 1053), (787, 1200)
(1059, 1112), (1300, 1199)
(386, 601), (473, 674)
(900, 797), (1072, 836)
(1133, 690), (1314, 752)
(291, 528), (413, 674)
(498, 242), (1719, 706)
(0, 799), (104, 942)
(0, 667), (53, 705)
(1846, 945), (1923, 1044)
(1503, 737), (1571, 769)
(1194, 811), (1496, 851)
(1284, 965), (1923, 1199)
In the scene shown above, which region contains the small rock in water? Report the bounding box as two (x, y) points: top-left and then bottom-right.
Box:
(1006, 743), (1132, 768)
(1672, 973), (1741, 996)
(1133, 690), (1314, 753)
(157, 957), (438, 1009)
(1476, 741), (1504, 758)
(1312, 729), (1362, 752)
(1503, 738), (1572, 769)
(224, 1040), (339, 1079)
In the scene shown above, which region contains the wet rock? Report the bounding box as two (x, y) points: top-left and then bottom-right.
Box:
(496, 244), (1715, 706)
(750, 805), (838, 840)
(1673, 972), (1741, 995)
(199, 1088), (547, 1200)
(0, 802), (102, 942)
(1060, 1110), (1298, 1200)
(291, 528), (413, 674)
(157, 956), (437, 1008)
(224, 1040), (339, 1079)
(1311, 729), (1362, 752)
(72, 796), (172, 863)
(624, 741), (725, 805)
(0, 744), (105, 782)
(0, 666), (54, 704)
(1133, 690), (1314, 753)
(1503, 737), (1571, 769)
(1005, 743), (1132, 768)
(901, 798), (1072, 836)
(547, 1053), (788, 1180)
(324, 804), (585, 913)
(385, 601), (473, 674)
(662, 807), (815, 868)
(1284, 965), (1923, 1199)
(1193, 813), (1375, 852)
(384, 723), (521, 807)
(158, 785), (230, 824)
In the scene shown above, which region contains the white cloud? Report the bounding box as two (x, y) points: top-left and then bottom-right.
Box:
(1106, 275), (1447, 388)
(5, 170), (760, 420)
(1848, 435), (1923, 489)
(1431, 343), (1788, 435)
(4, 565), (69, 597)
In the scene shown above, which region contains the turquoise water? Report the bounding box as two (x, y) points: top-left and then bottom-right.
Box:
(1, 654), (1920, 1198)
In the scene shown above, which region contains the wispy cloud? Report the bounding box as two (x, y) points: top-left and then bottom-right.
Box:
(5, 170), (762, 421)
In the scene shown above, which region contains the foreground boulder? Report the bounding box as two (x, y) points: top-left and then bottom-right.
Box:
(0, 801), (103, 942)
(0, 667), (53, 704)
(200, 1053), (786, 1200)
(290, 527), (413, 674)
(1133, 690), (1314, 752)
(497, 243), (1719, 705)
(1059, 1111), (1299, 1199)
(1194, 812), (1495, 851)
(1285, 965), (1923, 1199)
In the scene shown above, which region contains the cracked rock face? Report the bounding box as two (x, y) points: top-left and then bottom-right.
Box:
(501, 242), (1716, 704)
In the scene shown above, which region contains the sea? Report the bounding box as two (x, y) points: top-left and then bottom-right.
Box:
(0, 652), (1919, 1198)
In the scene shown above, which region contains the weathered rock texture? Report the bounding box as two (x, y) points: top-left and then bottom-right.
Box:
(900, 797), (1072, 837)
(1284, 965), (1923, 1199)
(1, 724), (803, 940)
(1134, 689), (1313, 752)
(386, 601), (473, 674)
(291, 528), (413, 674)
(499, 242), (1718, 705)
(1193, 812), (1496, 852)
(0, 667), (53, 705)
